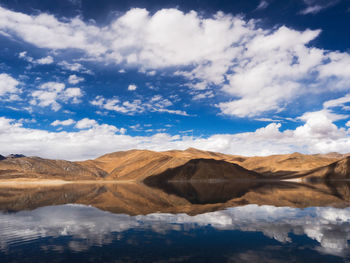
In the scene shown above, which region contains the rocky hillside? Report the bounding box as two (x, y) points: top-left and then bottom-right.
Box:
(0, 156), (107, 179)
(0, 148), (347, 181)
(79, 148), (340, 181)
(144, 158), (262, 183)
(299, 156), (350, 181)
(230, 152), (339, 176)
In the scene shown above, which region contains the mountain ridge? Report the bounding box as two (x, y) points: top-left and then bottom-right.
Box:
(0, 148), (349, 181)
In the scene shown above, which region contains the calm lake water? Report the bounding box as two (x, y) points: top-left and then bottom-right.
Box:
(0, 181), (349, 262)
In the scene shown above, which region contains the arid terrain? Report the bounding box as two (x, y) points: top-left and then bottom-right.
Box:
(0, 148), (349, 182)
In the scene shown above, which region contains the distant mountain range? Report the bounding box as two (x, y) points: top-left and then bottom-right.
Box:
(0, 148), (349, 181)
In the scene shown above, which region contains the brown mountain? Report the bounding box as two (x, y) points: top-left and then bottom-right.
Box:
(298, 156), (350, 181)
(79, 148), (341, 181)
(0, 156), (107, 179)
(0, 148), (347, 181)
(231, 152), (340, 177)
(78, 148), (244, 181)
(144, 158), (262, 183)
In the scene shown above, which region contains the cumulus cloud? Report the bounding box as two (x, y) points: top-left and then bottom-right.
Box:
(1, 97), (350, 160)
(18, 52), (54, 65)
(36, 55), (54, 64)
(51, 119), (75, 126)
(128, 84), (137, 91)
(0, 73), (20, 100)
(91, 95), (189, 116)
(75, 118), (98, 129)
(30, 82), (82, 111)
(58, 61), (92, 74)
(68, 74), (84, 85)
(2, 7), (350, 117)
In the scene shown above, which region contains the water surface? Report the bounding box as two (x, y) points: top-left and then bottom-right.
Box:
(0, 181), (350, 262)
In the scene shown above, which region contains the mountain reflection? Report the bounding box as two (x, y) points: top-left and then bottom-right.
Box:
(1, 181), (350, 214)
(143, 180), (263, 204)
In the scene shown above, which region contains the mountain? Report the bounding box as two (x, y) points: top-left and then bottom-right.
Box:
(79, 148), (340, 181)
(0, 156), (107, 179)
(231, 152), (339, 176)
(299, 156), (350, 181)
(144, 158), (262, 183)
(0, 148), (347, 181)
(78, 148), (242, 181)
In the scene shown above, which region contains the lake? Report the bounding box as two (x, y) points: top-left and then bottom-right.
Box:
(0, 181), (349, 262)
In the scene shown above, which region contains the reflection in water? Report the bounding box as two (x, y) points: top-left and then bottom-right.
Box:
(1, 181), (350, 215)
(0, 182), (350, 262)
(144, 180), (350, 208)
(0, 204), (350, 261)
(144, 180), (263, 204)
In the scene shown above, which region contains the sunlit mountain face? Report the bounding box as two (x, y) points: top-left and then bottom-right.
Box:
(0, 0), (350, 160)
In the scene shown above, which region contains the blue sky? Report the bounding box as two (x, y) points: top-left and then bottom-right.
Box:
(0, 0), (350, 160)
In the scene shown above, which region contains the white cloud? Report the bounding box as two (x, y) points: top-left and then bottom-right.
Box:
(64, 88), (82, 103)
(75, 118), (98, 129)
(323, 94), (350, 109)
(36, 55), (54, 64)
(300, 0), (340, 14)
(0, 73), (20, 98)
(300, 5), (324, 14)
(51, 119), (75, 126)
(30, 82), (82, 111)
(127, 84), (137, 91)
(91, 95), (189, 116)
(192, 90), (214, 100)
(1, 102), (350, 160)
(68, 74), (84, 85)
(18, 52), (54, 65)
(255, 0), (269, 10)
(18, 51), (33, 62)
(2, 7), (350, 117)
(58, 61), (91, 73)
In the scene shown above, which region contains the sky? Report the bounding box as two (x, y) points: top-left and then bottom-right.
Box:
(0, 0), (350, 160)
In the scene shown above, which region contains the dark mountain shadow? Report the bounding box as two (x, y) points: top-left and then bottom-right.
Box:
(144, 180), (271, 204)
(296, 156), (350, 181)
(144, 158), (263, 184)
(144, 179), (319, 204)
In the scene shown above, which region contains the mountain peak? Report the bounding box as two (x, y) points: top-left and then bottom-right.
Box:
(184, 147), (204, 153)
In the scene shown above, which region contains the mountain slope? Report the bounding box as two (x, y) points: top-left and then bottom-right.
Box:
(232, 152), (339, 176)
(0, 148), (346, 181)
(299, 156), (350, 181)
(79, 148), (340, 180)
(78, 148), (242, 181)
(0, 156), (107, 179)
(144, 158), (262, 183)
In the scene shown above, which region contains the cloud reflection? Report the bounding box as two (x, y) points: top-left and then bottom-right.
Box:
(0, 204), (349, 256)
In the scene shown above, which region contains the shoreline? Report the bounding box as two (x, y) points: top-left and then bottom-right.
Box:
(0, 178), (136, 187)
